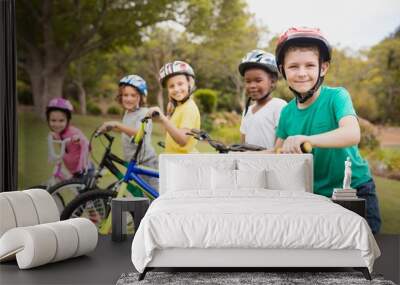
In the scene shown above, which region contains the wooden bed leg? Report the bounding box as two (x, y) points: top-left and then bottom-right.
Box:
(138, 268), (148, 281)
(354, 267), (372, 280)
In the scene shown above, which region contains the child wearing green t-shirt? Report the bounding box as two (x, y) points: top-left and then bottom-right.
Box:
(274, 27), (381, 233)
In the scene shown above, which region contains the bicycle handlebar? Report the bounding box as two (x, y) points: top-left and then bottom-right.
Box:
(187, 129), (266, 153)
(48, 136), (72, 160)
(141, 111), (160, 123)
(132, 111), (159, 145)
(187, 129), (312, 154)
(275, 142), (313, 154)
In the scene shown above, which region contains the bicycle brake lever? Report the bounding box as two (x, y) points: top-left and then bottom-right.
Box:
(141, 111), (161, 123)
(186, 132), (204, 141)
(190, 129), (205, 135)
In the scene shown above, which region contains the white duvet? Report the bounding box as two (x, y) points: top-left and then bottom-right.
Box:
(131, 190), (380, 273)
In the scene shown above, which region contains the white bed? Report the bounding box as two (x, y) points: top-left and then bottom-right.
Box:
(131, 154), (380, 280)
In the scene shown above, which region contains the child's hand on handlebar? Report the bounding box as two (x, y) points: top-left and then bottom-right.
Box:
(71, 134), (81, 143)
(280, 135), (312, 154)
(145, 107), (164, 122)
(96, 121), (119, 136)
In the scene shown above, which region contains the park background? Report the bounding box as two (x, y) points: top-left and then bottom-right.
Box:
(16, 0), (399, 233)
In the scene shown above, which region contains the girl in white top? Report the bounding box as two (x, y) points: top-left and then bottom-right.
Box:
(238, 50), (287, 149)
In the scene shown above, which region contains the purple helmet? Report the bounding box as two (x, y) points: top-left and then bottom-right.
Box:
(47, 97), (74, 112)
(46, 97), (74, 121)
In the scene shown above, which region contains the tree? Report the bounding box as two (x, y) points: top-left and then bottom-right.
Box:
(366, 37), (400, 123)
(186, 0), (263, 111)
(93, 0), (262, 113)
(16, 0), (191, 116)
(129, 28), (189, 112)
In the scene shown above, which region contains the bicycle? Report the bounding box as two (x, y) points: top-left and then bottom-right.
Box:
(29, 135), (99, 214)
(60, 113), (160, 234)
(186, 129), (267, 153)
(46, 128), (141, 214)
(28, 136), (75, 190)
(187, 129), (312, 154)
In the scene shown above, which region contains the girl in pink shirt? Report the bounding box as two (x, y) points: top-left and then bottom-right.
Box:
(46, 98), (91, 179)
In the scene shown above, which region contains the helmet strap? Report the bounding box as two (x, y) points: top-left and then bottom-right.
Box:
(244, 97), (252, 116)
(244, 91), (272, 116)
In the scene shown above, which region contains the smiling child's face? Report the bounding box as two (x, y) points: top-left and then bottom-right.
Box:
(166, 75), (190, 102)
(283, 47), (328, 94)
(121, 86), (141, 111)
(244, 68), (274, 101)
(48, 110), (68, 134)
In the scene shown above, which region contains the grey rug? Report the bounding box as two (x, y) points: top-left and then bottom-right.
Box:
(116, 271), (396, 285)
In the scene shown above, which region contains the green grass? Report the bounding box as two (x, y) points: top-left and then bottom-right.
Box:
(18, 110), (400, 233)
(374, 176), (400, 234)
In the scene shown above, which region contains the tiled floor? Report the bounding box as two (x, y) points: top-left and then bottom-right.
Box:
(1, 234), (398, 285)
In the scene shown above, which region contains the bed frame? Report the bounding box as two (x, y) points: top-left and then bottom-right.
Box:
(138, 154), (372, 281)
(139, 248), (371, 280)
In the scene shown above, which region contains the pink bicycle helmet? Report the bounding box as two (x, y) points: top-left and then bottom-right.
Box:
(46, 97), (74, 121)
(275, 27), (332, 68)
(275, 27), (332, 103)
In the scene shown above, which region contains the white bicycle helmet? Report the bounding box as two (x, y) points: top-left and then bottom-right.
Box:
(159, 61), (195, 87)
(119, 75), (148, 96)
(238, 49), (279, 77)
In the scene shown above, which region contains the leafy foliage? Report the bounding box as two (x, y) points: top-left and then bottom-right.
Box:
(359, 119), (380, 151)
(16, 2), (400, 124)
(107, 105), (121, 115)
(86, 101), (102, 115)
(193, 89), (218, 114)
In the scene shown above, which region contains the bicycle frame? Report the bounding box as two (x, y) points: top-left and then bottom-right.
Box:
(122, 161), (159, 199)
(95, 132), (159, 199)
(97, 114), (160, 234)
(43, 136), (73, 187)
(92, 134), (127, 183)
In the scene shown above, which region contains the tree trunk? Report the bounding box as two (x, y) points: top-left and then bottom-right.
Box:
(232, 74), (244, 112)
(75, 58), (87, 115)
(27, 66), (66, 119)
(76, 81), (87, 115)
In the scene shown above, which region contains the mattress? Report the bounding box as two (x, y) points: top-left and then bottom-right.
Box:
(131, 190), (380, 273)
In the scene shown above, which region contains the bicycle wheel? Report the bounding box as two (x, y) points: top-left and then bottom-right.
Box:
(60, 189), (116, 230)
(47, 178), (88, 214)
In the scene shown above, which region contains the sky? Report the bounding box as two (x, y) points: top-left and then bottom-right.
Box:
(246, 0), (400, 50)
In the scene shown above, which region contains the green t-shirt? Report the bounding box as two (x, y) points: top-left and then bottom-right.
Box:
(276, 85), (371, 197)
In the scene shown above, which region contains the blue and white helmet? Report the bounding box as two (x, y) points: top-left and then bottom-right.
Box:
(238, 49), (279, 77)
(159, 61), (195, 87)
(119, 75), (148, 96)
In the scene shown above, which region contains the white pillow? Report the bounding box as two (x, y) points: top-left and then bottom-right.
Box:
(211, 169), (268, 190)
(267, 168), (307, 191)
(236, 169), (267, 189)
(237, 158), (308, 192)
(211, 168), (237, 190)
(167, 163), (211, 191)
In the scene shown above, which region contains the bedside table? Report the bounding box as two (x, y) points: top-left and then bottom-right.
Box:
(331, 198), (366, 218)
(111, 197), (149, 242)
